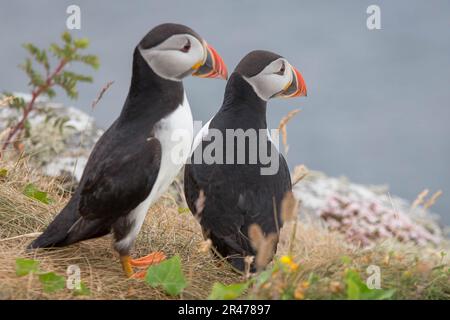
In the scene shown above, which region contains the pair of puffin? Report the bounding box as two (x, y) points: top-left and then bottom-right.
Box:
(29, 23), (307, 276)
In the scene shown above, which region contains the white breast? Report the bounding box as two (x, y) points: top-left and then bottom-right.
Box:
(191, 117), (213, 155)
(115, 92), (193, 250)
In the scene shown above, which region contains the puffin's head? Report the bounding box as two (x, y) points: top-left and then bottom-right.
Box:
(138, 23), (228, 81)
(235, 50), (307, 101)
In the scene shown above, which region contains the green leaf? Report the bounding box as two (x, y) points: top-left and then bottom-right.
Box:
(178, 207), (190, 214)
(208, 282), (249, 300)
(39, 272), (66, 293)
(145, 255), (187, 296)
(50, 43), (64, 58)
(15, 258), (40, 276)
(73, 282), (91, 296)
(23, 43), (40, 55)
(44, 87), (56, 98)
(62, 32), (72, 44)
(0, 168), (7, 178)
(78, 54), (100, 69)
(21, 58), (45, 87)
(62, 43), (75, 60)
(23, 44), (49, 71)
(54, 71), (89, 100)
(62, 71), (93, 83)
(74, 38), (89, 49)
(23, 183), (52, 204)
(344, 269), (395, 300)
(371, 289), (396, 300)
(345, 270), (362, 299)
(341, 256), (352, 265)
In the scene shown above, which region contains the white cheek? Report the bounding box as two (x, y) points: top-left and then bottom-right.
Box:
(139, 47), (203, 81)
(158, 51), (192, 78)
(267, 74), (288, 96)
(248, 74), (289, 100)
(138, 34), (205, 81)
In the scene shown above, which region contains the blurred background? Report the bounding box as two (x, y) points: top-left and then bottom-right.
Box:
(0, 0), (449, 223)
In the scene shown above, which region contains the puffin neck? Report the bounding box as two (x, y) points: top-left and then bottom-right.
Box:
(119, 47), (184, 122)
(219, 73), (268, 127)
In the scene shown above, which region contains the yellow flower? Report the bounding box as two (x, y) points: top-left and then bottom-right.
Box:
(300, 281), (310, 289)
(294, 282), (309, 300)
(402, 270), (412, 278)
(294, 289), (305, 300)
(280, 255), (293, 265)
(280, 255), (300, 272)
(290, 262), (299, 272)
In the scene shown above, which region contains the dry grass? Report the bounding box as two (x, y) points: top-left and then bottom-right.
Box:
(411, 189), (444, 211)
(0, 158), (449, 300)
(278, 109), (301, 154)
(0, 158), (238, 299)
(256, 218), (450, 300)
(91, 81), (114, 109)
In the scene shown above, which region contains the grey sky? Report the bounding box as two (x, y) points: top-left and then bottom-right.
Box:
(1, 1), (449, 223)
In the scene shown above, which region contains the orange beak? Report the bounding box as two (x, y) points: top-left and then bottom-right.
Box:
(192, 43), (228, 80)
(280, 66), (307, 98)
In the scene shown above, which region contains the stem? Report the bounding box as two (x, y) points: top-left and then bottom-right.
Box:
(288, 220), (298, 257)
(1, 59), (67, 155)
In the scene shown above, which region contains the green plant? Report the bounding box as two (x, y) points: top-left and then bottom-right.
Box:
(15, 258), (40, 276)
(15, 258), (90, 296)
(344, 269), (395, 300)
(73, 282), (91, 296)
(208, 282), (249, 300)
(145, 255), (187, 296)
(0, 168), (7, 178)
(23, 183), (53, 204)
(1, 31), (99, 155)
(38, 272), (66, 293)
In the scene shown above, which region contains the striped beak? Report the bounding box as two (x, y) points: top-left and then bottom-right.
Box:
(192, 42), (228, 80)
(280, 66), (307, 98)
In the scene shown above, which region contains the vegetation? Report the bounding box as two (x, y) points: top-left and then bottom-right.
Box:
(0, 158), (448, 300)
(0, 32), (99, 156)
(0, 32), (448, 301)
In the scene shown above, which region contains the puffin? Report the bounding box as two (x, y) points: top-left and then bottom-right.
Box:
(29, 23), (228, 277)
(184, 50), (307, 272)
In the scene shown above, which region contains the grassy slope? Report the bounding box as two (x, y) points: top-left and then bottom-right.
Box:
(0, 159), (449, 300)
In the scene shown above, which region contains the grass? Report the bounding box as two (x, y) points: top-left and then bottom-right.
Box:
(0, 157), (449, 300)
(0, 158), (237, 299)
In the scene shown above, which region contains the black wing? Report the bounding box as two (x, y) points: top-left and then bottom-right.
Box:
(78, 130), (161, 221)
(184, 151), (291, 271)
(29, 125), (162, 248)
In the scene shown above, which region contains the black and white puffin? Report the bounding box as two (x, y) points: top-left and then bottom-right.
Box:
(29, 23), (228, 277)
(184, 50), (306, 272)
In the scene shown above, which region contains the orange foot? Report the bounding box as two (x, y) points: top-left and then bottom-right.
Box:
(120, 252), (166, 278)
(130, 252), (166, 268)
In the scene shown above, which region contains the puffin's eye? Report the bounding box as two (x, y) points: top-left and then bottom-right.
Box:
(180, 39), (191, 53)
(275, 62), (285, 75)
